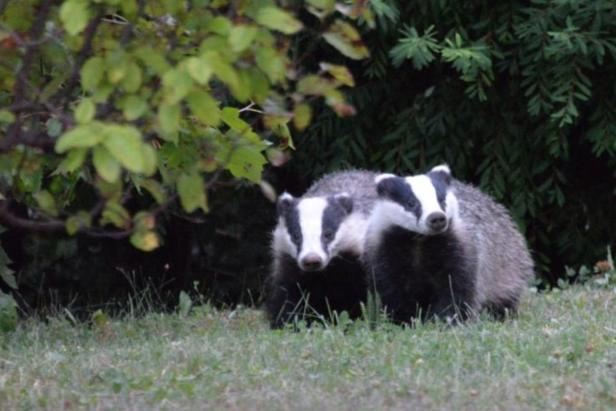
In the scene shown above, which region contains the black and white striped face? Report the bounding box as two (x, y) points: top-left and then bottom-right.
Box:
(276, 192), (354, 271)
(373, 165), (458, 235)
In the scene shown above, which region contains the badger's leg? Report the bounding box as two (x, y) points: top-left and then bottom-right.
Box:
(429, 270), (476, 324)
(265, 281), (306, 328)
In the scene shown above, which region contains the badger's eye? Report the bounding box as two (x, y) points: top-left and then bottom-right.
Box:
(323, 230), (335, 241)
(407, 199), (416, 208)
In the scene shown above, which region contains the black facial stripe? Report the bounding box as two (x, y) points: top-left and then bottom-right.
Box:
(378, 177), (422, 218)
(282, 205), (302, 251)
(321, 197), (349, 251)
(428, 172), (450, 209)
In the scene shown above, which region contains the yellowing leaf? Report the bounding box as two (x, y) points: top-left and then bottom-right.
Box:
(293, 103), (312, 131)
(323, 20), (370, 60)
(177, 172), (208, 213)
(59, 0), (90, 36)
(130, 230), (160, 251)
(92, 145), (121, 182)
(320, 62), (355, 86)
(74, 98), (96, 124)
(256, 6), (303, 34)
(186, 91), (221, 126)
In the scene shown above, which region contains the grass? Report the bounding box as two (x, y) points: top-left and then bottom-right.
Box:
(1, 286), (615, 410)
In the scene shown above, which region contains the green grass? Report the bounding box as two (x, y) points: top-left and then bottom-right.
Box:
(1, 286), (615, 410)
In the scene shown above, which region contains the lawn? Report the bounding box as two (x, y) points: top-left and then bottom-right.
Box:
(1, 286), (615, 410)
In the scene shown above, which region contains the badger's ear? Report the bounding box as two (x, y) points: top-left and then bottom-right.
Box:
(428, 164), (452, 185)
(375, 174), (400, 197)
(276, 192), (295, 216)
(333, 192), (353, 214)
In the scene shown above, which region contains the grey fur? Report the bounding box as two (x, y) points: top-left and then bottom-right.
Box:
(304, 170), (379, 215)
(452, 180), (535, 313)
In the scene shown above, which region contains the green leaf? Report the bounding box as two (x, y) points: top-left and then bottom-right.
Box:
(158, 104), (181, 140)
(92, 145), (121, 182)
(141, 144), (157, 177)
(91, 309), (109, 330)
(186, 91), (221, 126)
(0, 247), (17, 290)
(323, 20), (370, 60)
(177, 172), (208, 213)
(122, 62), (142, 93)
(59, 0), (90, 36)
(221, 107), (260, 143)
(162, 68), (194, 104)
(227, 145), (267, 183)
(81, 57), (105, 91)
(34, 190), (58, 217)
(74, 98), (96, 124)
(54, 148), (87, 174)
(0, 110), (15, 124)
(101, 201), (130, 229)
(122, 95), (148, 121)
(185, 57), (213, 85)
(65, 211), (91, 235)
(102, 125), (144, 173)
(229, 25), (258, 52)
(55, 122), (105, 153)
(46, 118), (63, 137)
(256, 6), (303, 34)
(0, 290), (18, 333)
(136, 179), (166, 204)
(255, 46), (286, 83)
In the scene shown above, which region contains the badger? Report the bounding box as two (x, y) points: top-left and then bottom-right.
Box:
(363, 164), (534, 324)
(265, 170), (378, 328)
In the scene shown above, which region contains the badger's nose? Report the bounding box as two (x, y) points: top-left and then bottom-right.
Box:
(426, 212), (447, 232)
(300, 253), (324, 271)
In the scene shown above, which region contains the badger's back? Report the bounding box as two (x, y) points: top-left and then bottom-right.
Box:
(452, 181), (534, 314)
(304, 170), (379, 214)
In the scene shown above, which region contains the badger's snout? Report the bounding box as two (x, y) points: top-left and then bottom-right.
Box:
(426, 212), (448, 233)
(299, 253), (325, 271)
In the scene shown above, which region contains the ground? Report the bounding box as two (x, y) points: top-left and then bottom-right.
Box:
(0, 285), (615, 410)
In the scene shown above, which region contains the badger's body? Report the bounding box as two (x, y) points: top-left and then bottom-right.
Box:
(364, 165), (534, 323)
(265, 170), (378, 328)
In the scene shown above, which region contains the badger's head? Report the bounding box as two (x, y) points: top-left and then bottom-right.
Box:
(274, 192), (355, 272)
(372, 164), (459, 235)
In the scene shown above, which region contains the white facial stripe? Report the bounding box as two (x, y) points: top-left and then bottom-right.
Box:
(297, 198), (328, 260)
(273, 221), (297, 257)
(407, 175), (443, 220)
